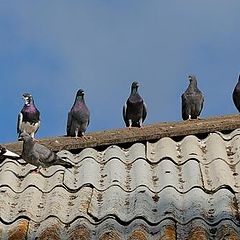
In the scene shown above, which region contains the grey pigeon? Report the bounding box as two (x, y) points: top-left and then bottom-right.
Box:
(123, 81), (147, 127)
(181, 75), (204, 120)
(19, 132), (74, 169)
(67, 89), (90, 138)
(17, 93), (40, 139)
(232, 75), (240, 112)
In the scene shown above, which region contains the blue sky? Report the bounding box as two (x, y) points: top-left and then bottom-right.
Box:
(0, 1), (240, 143)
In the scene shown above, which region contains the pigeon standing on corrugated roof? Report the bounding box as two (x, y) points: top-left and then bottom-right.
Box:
(67, 89), (90, 138)
(181, 75), (204, 120)
(232, 75), (240, 112)
(123, 81), (147, 128)
(19, 132), (74, 169)
(17, 93), (40, 140)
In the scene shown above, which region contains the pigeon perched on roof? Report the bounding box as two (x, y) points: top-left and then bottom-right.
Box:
(17, 93), (40, 140)
(67, 89), (90, 138)
(232, 75), (240, 112)
(181, 75), (204, 120)
(0, 145), (20, 162)
(19, 132), (74, 169)
(123, 81), (147, 128)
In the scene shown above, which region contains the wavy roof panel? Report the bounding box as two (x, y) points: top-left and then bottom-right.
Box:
(1, 122), (240, 239)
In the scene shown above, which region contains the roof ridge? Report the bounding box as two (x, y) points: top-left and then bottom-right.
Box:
(2, 114), (240, 155)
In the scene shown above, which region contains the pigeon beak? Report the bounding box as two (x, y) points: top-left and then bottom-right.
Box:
(22, 96), (30, 105)
(18, 136), (23, 141)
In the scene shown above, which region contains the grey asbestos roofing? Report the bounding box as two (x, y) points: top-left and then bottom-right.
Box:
(1, 129), (240, 239)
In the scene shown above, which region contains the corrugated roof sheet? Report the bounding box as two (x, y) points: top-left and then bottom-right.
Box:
(1, 124), (240, 239)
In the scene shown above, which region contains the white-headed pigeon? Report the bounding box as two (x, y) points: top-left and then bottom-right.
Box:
(17, 93), (40, 139)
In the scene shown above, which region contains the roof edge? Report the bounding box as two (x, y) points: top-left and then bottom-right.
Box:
(2, 114), (240, 155)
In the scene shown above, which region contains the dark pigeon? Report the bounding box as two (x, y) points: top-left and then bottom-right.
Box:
(0, 145), (20, 163)
(67, 89), (90, 138)
(181, 75), (204, 120)
(19, 132), (74, 169)
(123, 81), (147, 128)
(17, 93), (40, 139)
(232, 75), (240, 112)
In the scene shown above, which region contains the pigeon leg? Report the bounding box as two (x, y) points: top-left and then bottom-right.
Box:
(30, 133), (39, 142)
(74, 132), (88, 141)
(139, 118), (144, 128)
(31, 166), (42, 174)
(128, 119), (132, 129)
(75, 128), (79, 140)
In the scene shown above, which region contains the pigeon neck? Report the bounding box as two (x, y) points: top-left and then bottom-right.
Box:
(188, 80), (198, 91)
(131, 88), (138, 95)
(22, 139), (35, 153)
(25, 99), (34, 107)
(75, 96), (85, 104)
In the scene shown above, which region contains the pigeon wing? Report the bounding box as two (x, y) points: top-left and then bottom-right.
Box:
(181, 92), (190, 120)
(34, 109), (41, 133)
(33, 143), (53, 164)
(17, 112), (23, 134)
(142, 102), (147, 123)
(122, 103), (129, 127)
(195, 92), (204, 116)
(233, 87), (240, 111)
(66, 111), (73, 136)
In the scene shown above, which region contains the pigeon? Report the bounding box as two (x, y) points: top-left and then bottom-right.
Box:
(0, 145), (20, 162)
(17, 93), (40, 139)
(232, 75), (240, 112)
(181, 75), (204, 120)
(18, 132), (74, 169)
(67, 89), (90, 138)
(123, 81), (147, 128)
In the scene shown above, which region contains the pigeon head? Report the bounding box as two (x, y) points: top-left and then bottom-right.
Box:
(76, 89), (85, 100)
(131, 81), (139, 94)
(188, 75), (197, 82)
(188, 75), (198, 87)
(22, 93), (33, 106)
(18, 132), (32, 142)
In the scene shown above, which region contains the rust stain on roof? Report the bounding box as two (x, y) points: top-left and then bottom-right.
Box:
(128, 230), (148, 240)
(159, 225), (176, 240)
(68, 226), (90, 240)
(37, 223), (61, 240)
(188, 226), (208, 240)
(8, 220), (29, 240)
(99, 231), (121, 240)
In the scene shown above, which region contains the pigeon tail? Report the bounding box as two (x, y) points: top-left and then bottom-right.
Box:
(55, 156), (74, 168)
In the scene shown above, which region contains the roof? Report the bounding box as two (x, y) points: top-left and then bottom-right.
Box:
(1, 115), (240, 239)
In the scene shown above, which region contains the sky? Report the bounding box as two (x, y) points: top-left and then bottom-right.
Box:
(0, 1), (240, 143)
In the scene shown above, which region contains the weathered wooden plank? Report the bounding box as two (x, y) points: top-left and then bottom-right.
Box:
(2, 114), (240, 155)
